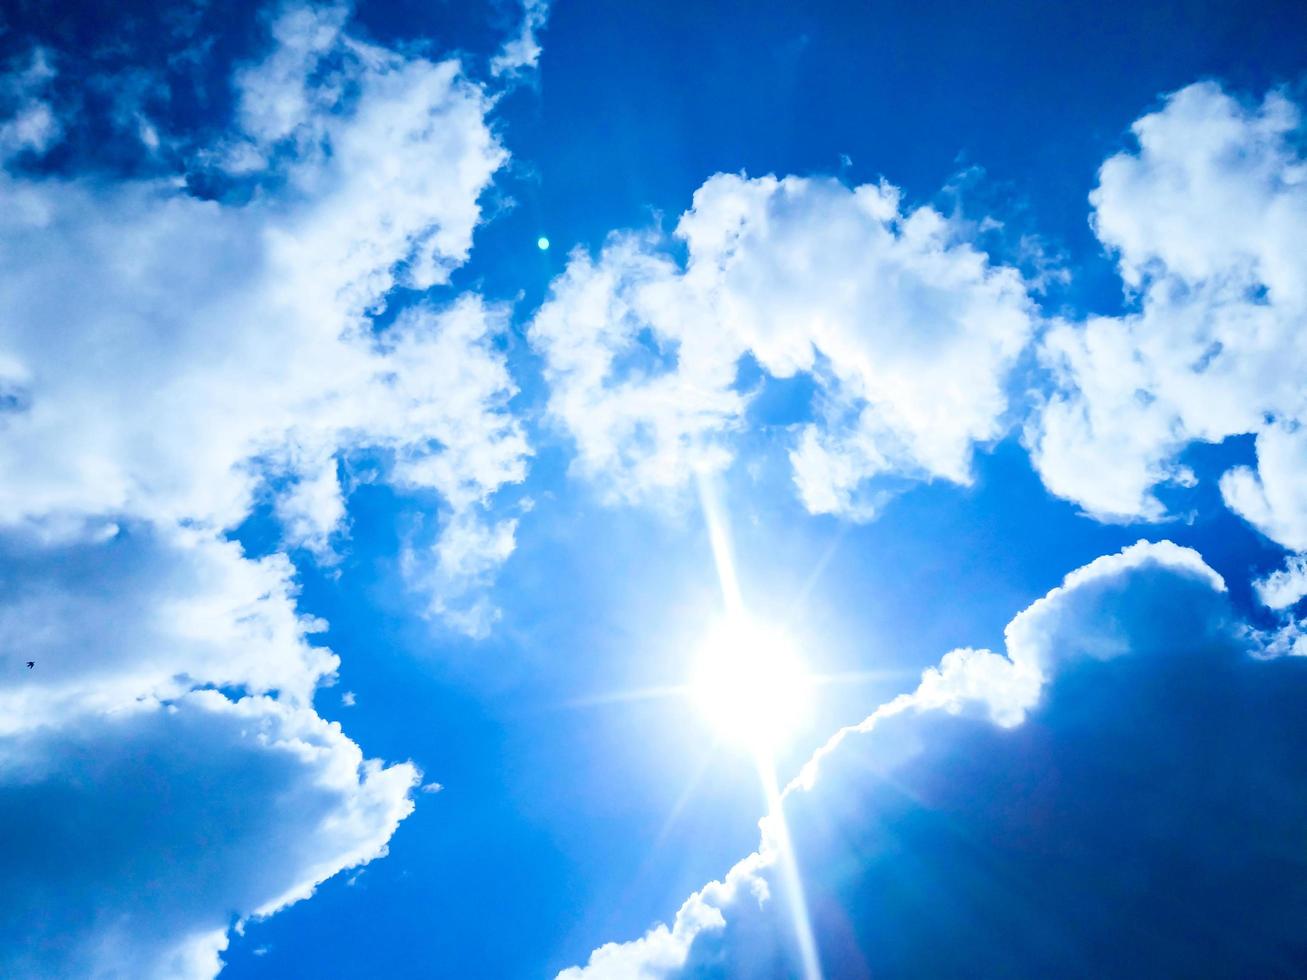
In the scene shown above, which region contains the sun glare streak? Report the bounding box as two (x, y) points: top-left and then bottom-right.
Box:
(697, 472), (744, 615)
(652, 749), (717, 849)
(558, 684), (690, 709)
(563, 473), (826, 976)
(785, 526), (849, 622)
(696, 470), (823, 980)
(758, 755), (823, 980)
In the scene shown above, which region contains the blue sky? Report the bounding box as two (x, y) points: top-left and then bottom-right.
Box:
(2, 0), (1307, 977)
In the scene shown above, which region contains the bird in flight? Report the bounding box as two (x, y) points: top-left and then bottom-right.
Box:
(25, 661), (34, 669)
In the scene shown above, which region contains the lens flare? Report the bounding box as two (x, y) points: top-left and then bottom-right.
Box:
(691, 617), (810, 750)
(688, 472), (824, 979)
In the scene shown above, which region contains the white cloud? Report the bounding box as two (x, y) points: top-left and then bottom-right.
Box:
(405, 509), (521, 638)
(530, 173), (1036, 516)
(1220, 422), (1307, 552)
(491, 0), (550, 77)
(0, 2), (531, 975)
(1255, 553), (1307, 611)
(0, 691), (416, 979)
(0, 527), (334, 732)
(0, 522), (418, 977)
(558, 539), (1236, 976)
(556, 852), (768, 980)
(231, 2), (350, 150)
(1028, 83), (1307, 540)
(1249, 618), (1307, 658)
(794, 539), (1225, 786)
(0, 1), (527, 619)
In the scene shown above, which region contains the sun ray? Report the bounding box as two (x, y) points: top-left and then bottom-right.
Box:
(557, 684), (692, 710)
(785, 525), (850, 621)
(556, 472), (828, 977)
(697, 471), (745, 615)
(651, 746), (718, 850)
(757, 753), (823, 980)
(695, 469), (824, 980)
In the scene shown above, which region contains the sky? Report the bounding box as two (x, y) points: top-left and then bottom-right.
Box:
(1, 0), (1307, 976)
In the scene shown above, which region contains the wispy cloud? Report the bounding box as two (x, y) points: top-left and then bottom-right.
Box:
(491, 0), (550, 78)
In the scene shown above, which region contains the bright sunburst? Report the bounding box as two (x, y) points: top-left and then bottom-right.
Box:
(690, 615), (812, 753)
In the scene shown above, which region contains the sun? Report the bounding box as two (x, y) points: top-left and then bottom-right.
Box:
(690, 615), (812, 753)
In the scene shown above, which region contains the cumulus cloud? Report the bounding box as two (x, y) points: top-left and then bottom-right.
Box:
(0, 1), (528, 974)
(0, 0), (527, 616)
(0, 527), (334, 732)
(0, 522), (419, 977)
(0, 691), (416, 979)
(558, 539), (1307, 977)
(558, 853), (769, 980)
(530, 173), (1036, 517)
(1028, 83), (1307, 552)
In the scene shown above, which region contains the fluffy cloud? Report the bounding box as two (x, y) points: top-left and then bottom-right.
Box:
(1028, 83), (1307, 553)
(0, 1), (527, 618)
(0, 2), (529, 974)
(558, 852), (770, 980)
(530, 173), (1036, 517)
(559, 539), (1307, 977)
(0, 691), (415, 979)
(0, 527), (333, 732)
(0, 522), (419, 978)
(1256, 553), (1307, 611)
